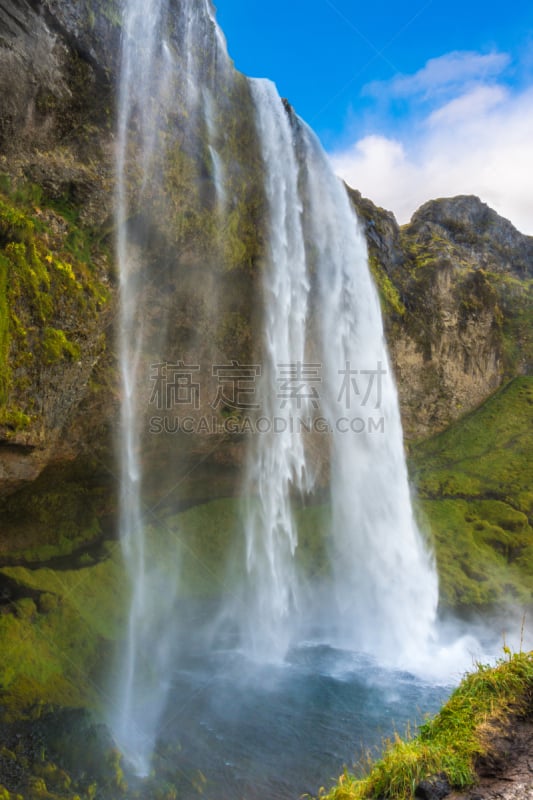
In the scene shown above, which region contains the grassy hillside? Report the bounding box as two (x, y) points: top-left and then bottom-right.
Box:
(409, 377), (533, 611)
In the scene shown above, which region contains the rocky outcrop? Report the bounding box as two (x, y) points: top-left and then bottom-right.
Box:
(0, 0), (117, 158)
(350, 190), (532, 440)
(411, 195), (533, 280)
(447, 717), (533, 800)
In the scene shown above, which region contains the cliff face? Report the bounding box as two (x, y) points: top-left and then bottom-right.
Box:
(351, 190), (532, 440)
(0, 0), (119, 499)
(0, 0), (531, 510)
(0, 0), (262, 559)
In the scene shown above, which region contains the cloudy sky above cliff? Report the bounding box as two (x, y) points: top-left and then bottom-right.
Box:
(217, 0), (533, 234)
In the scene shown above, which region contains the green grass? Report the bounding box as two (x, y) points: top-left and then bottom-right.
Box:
(0, 549), (126, 722)
(409, 377), (533, 610)
(320, 650), (533, 800)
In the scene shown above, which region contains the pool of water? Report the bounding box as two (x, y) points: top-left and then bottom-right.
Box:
(142, 643), (452, 799)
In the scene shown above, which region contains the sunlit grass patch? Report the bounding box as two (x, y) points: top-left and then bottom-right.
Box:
(320, 650), (533, 800)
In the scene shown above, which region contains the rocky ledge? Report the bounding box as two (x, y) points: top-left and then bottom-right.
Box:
(446, 716), (533, 800)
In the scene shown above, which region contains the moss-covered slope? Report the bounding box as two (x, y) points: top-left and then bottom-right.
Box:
(0, 543), (126, 722)
(410, 377), (533, 611)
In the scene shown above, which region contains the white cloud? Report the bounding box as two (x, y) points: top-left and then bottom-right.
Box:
(330, 59), (533, 235)
(331, 136), (425, 224)
(427, 85), (507, 126)
(364, 50), (511, 101)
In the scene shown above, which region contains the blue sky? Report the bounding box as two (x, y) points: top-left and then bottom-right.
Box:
(216, 0), (533, 233)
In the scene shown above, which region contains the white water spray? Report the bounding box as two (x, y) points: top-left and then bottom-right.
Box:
(236, 84), (439, 665)
(113, 0), (175, 776)
(237, 81), (314, 661)
(300, 124), (439, 663)
(113, 0), (231, 774)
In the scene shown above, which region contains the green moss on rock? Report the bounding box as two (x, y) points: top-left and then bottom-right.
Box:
(0, 180), (111, 440)
(42, 328), (80, 365)
(0, 461), (108, 563)
(369, 254), (405, 317)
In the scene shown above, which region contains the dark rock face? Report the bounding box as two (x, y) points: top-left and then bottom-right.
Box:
(447, 718), (533, 800)
(30, 0), (122, 75)
(0, 0), (117, 499)
(415, 774), (452, 799)
(0, 0), (118, 154)
(348, 189), (406, 279)
(0, 0), (67, 151)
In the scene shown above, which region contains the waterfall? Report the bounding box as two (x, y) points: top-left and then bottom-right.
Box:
(237, 81), (313, 662)
(233, 84), (439, 664)
(112, 0), (439, 775)
(112, 0), (231, 775)
(299, 124), (439, 661)
(113, 0), (174, 776)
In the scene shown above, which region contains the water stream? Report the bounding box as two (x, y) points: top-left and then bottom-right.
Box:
(114, 0), (175, 774)
(113, 0), (232, 773)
